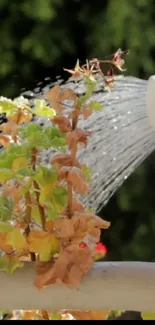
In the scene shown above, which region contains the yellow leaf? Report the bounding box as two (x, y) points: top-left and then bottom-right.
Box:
(0, 255), (24, 274)
(7, 228), (27, 251)
(28, 231), (60, 261)
(12, 156), (28, 171)
(142, 312), (155, 320)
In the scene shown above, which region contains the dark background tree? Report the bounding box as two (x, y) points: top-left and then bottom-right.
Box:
(0, 0), (155, 262)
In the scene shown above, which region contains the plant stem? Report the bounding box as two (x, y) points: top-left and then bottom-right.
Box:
(67, 181), (73, 219)
(31, 148), (46, 230)
(67, 112), (78, 218)
(33, 180), (46, 230)
(24, 191), (36, 262)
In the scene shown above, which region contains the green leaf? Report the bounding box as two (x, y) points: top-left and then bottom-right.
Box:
(0, 256), (24, 274)
(34, 165), (57, 187)
(79, 76), (96, 104)
(47, 207), (60, 221)
(82, 164), (92, 183)
(19, 124), (66, 149)
(0, 144), (31, 169)
(43, 127), (66, 149)
(39, 186), (67, 211)
(0, 197), (13, 221)
(52, 187), (68, 210)
(0, 168), (14, 183)
(34, 99), (56, 117)
(89, 100), (102, 110)
(16, 168), (35, 177)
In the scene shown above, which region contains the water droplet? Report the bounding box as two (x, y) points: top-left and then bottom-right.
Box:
(114, 126), (118, 130)
(113, 157), (116, 161)
(127, 111), (131, 115)
(124, 175), (128, 180)
(102, 151), (106, 155)
(113, 118), (117, 123)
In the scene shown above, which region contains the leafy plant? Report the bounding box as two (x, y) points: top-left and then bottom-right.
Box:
(0, 49), (128, 290)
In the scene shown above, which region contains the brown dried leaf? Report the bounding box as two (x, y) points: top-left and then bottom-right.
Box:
(44, 85), (77, 114)
(66, 130), (78, 150)
(45, 220), (54, 232)
(59, 166), (88, 194)
(53, 218), (75, 239)
(0, 121), (19, 137)
(71, 197), (85, 213)
(67, 167), (89, 194)
(58, 166), (70, 179)
(34, 244), (93, 289)
(0, 135), (11, 147)
(67, 129), (91, 148)
(51, 153), (81, 168)
(52, 116), (72, 133)
(82, 107), (93, 119)
(64, 310), (110, 320)
(64, 244), (93, 287)
(9, 110), (32, 124)
(73, 212), (110, 230)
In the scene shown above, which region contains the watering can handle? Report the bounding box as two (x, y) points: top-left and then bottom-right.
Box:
(147, 75), (155, 128)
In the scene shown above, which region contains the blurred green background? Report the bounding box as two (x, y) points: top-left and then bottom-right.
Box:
(0, 0), (155, 261)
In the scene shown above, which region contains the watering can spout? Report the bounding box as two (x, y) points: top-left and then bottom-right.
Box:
(147, 75), (155, 128)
